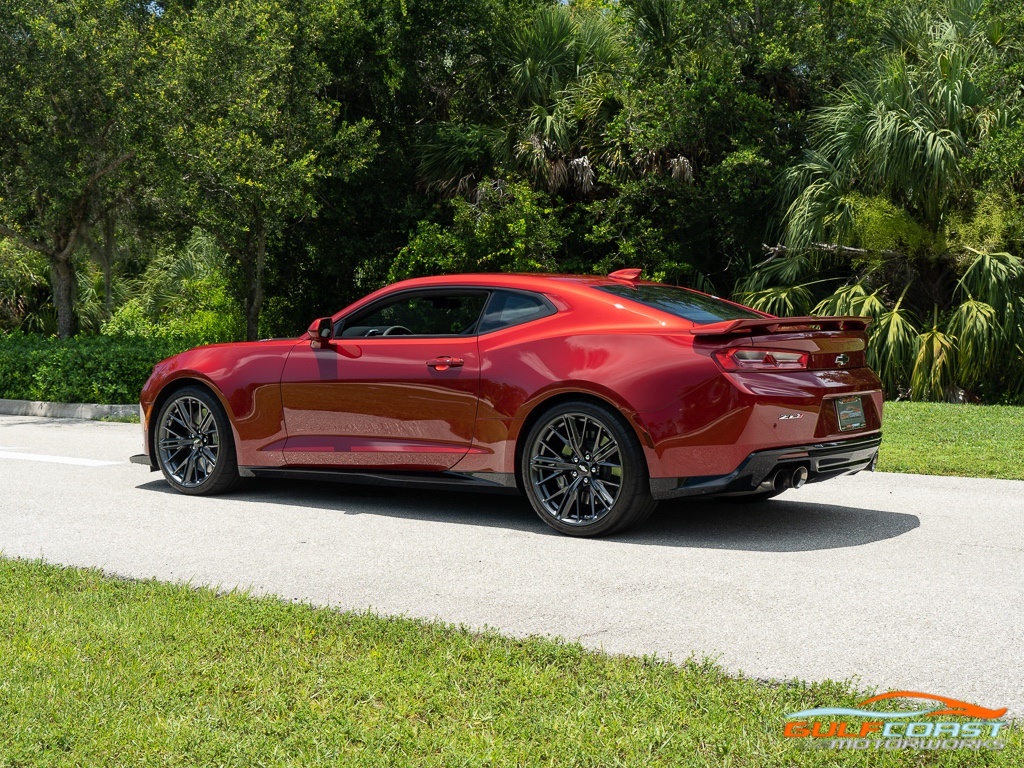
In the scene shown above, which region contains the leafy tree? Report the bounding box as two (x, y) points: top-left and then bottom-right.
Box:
(158, 0), (377, 340)
(261, 0), (549, 331)
(413, 0), (880, 292)
(390, 179), (564, 280)
(623, 0), (693, 70)
(0, 0), (156, 337)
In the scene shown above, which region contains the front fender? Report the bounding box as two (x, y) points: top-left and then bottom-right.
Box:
(141, 339), (301, 467)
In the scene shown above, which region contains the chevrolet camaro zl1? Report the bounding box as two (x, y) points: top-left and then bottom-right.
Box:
(132, 269), (882, 537)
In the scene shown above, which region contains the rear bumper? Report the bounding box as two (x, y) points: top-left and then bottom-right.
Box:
(649, 433), (881, 500)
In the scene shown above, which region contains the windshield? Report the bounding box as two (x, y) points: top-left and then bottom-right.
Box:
(594, 284), (763, 325)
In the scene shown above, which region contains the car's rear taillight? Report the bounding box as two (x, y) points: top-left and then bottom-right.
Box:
(713, 347), (809, 371)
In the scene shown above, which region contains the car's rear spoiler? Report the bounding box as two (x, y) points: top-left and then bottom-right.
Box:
(688, 316), (871, 336)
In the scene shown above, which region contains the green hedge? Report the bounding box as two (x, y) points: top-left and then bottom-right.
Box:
(0, 334), (195, 405)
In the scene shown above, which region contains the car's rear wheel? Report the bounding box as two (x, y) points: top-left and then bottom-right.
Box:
(155, 386), (240, 495)
(522, 401), (657, 537)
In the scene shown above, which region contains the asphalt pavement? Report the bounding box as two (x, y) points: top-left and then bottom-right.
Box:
(1, 414), (1021, 717)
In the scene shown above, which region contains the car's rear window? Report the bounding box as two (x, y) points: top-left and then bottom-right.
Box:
(594, 284), (763, 324)
(478, 290), (555, 333)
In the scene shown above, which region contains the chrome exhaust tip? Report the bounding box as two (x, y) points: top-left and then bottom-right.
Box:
(791, 466), (809, 489)
(773, 470), (791, 492)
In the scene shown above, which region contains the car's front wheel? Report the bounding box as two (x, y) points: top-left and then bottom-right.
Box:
(155, 386), (240, 495)
(522, 401), (657, 537)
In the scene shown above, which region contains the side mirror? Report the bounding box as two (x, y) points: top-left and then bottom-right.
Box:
(306, 317), (334, 348)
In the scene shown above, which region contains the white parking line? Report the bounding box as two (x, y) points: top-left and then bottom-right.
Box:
(0, 450), (121, 467)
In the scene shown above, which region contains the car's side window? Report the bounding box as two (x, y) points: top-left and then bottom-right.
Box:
(339, 291), (489, 338)
(477, 290), (556, 334)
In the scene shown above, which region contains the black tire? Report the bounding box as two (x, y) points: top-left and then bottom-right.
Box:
(521, 400), (657, 537)
(154, 385), (241, 496)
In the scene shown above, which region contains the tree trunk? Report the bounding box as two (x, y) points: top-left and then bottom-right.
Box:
(101, 213), (115, 318)
(243, 223), (266, 342)
(50, 255), (77, 339)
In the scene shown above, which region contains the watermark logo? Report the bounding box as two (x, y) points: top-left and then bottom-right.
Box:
(783, 691), (1008, 751)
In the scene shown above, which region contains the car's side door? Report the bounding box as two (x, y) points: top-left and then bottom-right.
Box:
(278, 289), (488, 470)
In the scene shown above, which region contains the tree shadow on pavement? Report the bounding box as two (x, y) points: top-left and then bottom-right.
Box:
(136, 478), (919, 552)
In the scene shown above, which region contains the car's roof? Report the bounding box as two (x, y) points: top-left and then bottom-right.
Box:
(333, 272), (668, 325)
(383, 272), (659, 293)
(334, 272), (765, 329)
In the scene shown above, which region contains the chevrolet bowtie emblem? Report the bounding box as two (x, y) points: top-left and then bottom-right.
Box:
(835, 354), (850, 366)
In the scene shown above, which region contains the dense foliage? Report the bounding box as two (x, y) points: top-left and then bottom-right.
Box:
(741, 0), (1024, 401)
(0, 334), (189, 404)
(1, 0), (1023, 401)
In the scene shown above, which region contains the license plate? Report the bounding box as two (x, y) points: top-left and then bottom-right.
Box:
(835, 396), (866, 431)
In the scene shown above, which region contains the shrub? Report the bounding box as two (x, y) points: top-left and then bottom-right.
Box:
(97, 228), (244, 345)
(0, 333), (194, 405)
(101, 298), (239, 345)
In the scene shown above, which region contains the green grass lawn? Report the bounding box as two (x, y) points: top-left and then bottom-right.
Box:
(0, 558), (1017, 766)
(878, 402), (1024, 480)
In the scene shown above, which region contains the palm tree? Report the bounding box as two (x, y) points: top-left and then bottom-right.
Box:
(783, 0), (1010, 246)
(744, 0), (1024, 401)
(622, 0), (692, 70)
(418, 4), (624, 196)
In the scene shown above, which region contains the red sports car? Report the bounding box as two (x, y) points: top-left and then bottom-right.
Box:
(132, 269), (882, 537)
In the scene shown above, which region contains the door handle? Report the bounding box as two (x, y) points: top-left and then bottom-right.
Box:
(426, 356), (464, 371)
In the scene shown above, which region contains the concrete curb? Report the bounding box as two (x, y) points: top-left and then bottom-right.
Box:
(0, 398), (137, 420)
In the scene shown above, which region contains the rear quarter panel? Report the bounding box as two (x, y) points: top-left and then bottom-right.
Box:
(454, 312), (717, 476)
(457, 312), (882, 481)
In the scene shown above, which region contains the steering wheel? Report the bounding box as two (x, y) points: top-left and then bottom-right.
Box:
(382, 325), (412, 336)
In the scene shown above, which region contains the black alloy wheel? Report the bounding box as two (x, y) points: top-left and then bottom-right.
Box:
(155, 386), (240, 495)
(522, 400), (657, 537)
